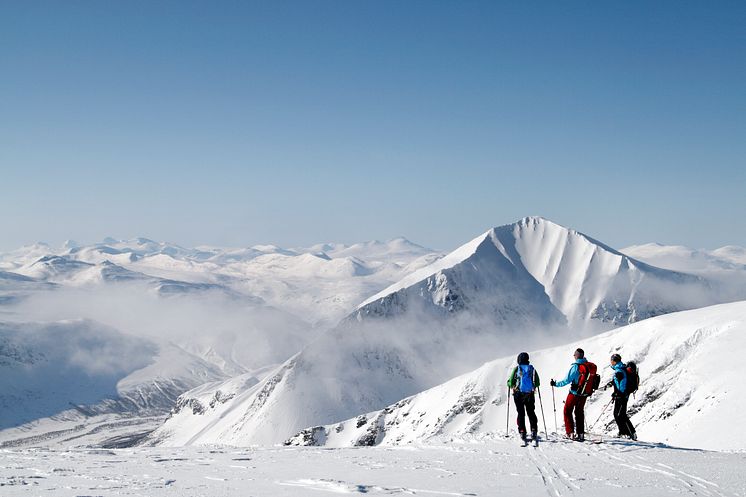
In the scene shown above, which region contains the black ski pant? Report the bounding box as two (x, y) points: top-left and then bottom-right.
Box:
(513, 391), (538, 435)
(613, 395), (636, 437)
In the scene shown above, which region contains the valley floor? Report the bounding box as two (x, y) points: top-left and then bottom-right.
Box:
(2, 437), (745, 497)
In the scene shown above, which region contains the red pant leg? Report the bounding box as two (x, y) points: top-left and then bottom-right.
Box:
(563, 393), (576, 435)
(575, 395), (588, 434)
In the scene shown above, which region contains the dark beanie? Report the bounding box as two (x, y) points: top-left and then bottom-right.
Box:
(575, 348), (585, 358)
(517, 352), (530, 365)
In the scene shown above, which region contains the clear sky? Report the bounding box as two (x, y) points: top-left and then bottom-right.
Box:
(2, 1), (744, 252)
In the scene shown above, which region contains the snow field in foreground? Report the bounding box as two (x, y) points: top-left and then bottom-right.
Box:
(1, 438), (745, 496)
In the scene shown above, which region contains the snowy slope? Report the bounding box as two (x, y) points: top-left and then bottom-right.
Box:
(149, 217), (737, 448)
(3, 441), (745, 496)
(0, 319), (227, 447)
(712, 245), (746, 265)
(0, 271), (54, 310)
(145, 321), (476, 447)
(287, 301), (746, 451)
(623, 242), (746, 273)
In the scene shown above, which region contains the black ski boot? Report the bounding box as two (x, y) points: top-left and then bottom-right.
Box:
(521, 432), (529, 447)
(576, 433), (585, 442)
(531, 431), (539, 447)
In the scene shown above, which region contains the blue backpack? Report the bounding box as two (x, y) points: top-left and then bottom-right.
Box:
(515, 365), (535, 393)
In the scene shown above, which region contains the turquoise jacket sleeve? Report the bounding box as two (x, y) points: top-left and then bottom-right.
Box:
(612, 363), (627, 392)
(555, 364), (579, 388)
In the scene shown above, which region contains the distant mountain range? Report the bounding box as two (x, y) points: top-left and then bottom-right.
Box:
(0, 234), (442, 447)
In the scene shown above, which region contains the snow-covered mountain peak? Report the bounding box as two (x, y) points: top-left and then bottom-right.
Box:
(503, 215), (625, 257)
(711, 245), (746, 264)
(357, 217), (715, 326)
(249, 244), (298, 256)
(62, 239), (80, 250)
(358, 230), (491, 309)
(623, 242), (746, 275)
(379, 237), (427, 249)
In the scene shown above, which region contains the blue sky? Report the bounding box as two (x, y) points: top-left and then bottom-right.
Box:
(1, 1), (744, 252)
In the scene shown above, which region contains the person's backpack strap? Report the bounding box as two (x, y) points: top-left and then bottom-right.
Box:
(569, 362), (579, 390)
(578, 362), (587, 383)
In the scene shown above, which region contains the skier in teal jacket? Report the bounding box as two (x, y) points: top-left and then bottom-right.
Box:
(609, 354), (637, 440)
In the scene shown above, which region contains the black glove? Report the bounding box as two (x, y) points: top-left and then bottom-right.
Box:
(550, 379), (556, 387)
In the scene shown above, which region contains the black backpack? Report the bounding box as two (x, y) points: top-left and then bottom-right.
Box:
(624, 361), (640, 395)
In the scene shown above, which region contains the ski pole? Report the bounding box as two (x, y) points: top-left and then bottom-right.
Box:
(588, 396), (614, 433)
(505, 386), (511, 438)
(551, 385), (558, 435)
(537, 387), (548, 439)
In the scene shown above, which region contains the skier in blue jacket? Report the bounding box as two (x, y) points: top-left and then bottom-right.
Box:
(507, 352), (540, 444)
(609, 354), (637, 440)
